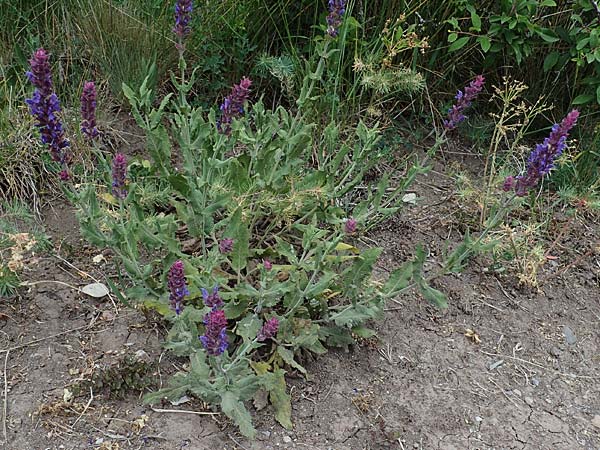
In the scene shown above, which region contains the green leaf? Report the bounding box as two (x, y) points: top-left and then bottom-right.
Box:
(220, 391), (256, 439)
(417, 281), (448, 308)
(543, 52), (560, 72)
(536, 29), (560, 43)
(477, 36), (491, 52)
(572, 93), (594, 105)
(448, 32), (458, 43)
(236, 315), (262, 344)
(225, 208), (250, 272)
(260, 369), (292, 429)
(277, 346), (307, 375)
(351, 325), (376, 338)
(383, 261), (413, 297)
(597, 85), (600, 105)
(448, 36), (470, 52)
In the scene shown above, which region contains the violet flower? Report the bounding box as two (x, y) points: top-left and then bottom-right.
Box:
(25, 48), (71, 171)
(326, 0), (346, 37)
(344, 217), (357, 234)
(257, 317), (279, 342)
(168, 260), (189, 315)
(111, 153), (128, 199)
(173, 0), (193, 53)
(201, 286), (224, 309)
(219, 238), (234, 254)
(200, 308), (228, 356)
(217, 77), (252, 135)
(263, 259), (272, 271)
(443, 75), (485, 130)
(503, 110), (580, 196)
(81, 81), (99, 140)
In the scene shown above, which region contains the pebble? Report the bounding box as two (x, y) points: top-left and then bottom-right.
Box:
(563, 325), (577, 345)
(283, 436), (292, 444)
(592, 415), (600, 429)
(513, 389), (522, 397)
(524, 396), (534, 406)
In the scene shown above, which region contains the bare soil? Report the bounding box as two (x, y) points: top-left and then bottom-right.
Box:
(2, 154), (600, 450)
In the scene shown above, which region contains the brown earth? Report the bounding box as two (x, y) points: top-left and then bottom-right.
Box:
(1, 153), (599, 450)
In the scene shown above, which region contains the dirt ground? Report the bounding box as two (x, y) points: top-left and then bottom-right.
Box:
(2, 152), (599, 450)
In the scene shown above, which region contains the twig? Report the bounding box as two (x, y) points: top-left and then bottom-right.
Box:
(1, 350), (8, 446)
(149, 406), (219, 416)
(475, 296), (505, 313)
(0, 315), (98, 354)
(71, 387), (94, 428)
(20, 280), (81, 291)
(480, 350), (600, 380)
(228, 433), (250, 450)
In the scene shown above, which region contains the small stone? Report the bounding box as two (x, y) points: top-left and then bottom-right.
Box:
(513, 389), (522, 397)
(283, 435), (292, 444)
(591, 415), (600, 430)
(524, 396), (534, 406)
(134, 349), (151, 363)
(563, 326), (577, 345)
(531, 378), (540, 387)
(475, 416), (483, 422)
(549, 346), (561, 358)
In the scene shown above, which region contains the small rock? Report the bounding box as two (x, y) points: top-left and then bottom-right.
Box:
(549, 346), (561, 358)
(563, 326), (577, 345)
(591, 415), (600, 430)
(282, 435), (292, 444)
(531, 378), (540, 387)
(258, 430), (271, 441)
(134, 349), (151, 363)
(513, 389), (522, 397)
(524, 396), (534, 406)
(475, 416), (483, 422)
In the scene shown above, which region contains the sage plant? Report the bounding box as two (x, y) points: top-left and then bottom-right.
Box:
(25, 48), (71, 177)
(326, 0), (346, 37)
(503, 110), (580, 196)
(444, 75), (485, 130)
(217, 77), (252, 135)
(81, 81), (99, 140)
(168, 260), (189, 314)
(111, 153), (128, 199)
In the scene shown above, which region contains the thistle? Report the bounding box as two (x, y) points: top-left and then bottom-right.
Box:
(344, 217), (357, 234)
(168, 260), (189, 315)
(173, 0), (193, 54)
(81, 81), (99, 140)
(443, 75), (485, 130)
(326, 0), (346, 37)
(219, 238), (234, 254)
(25, 48), (71, 172)
(257, 317), (279, 342)
(217, 77), (252, 135)
(504, 110), (580, 196)
(111, 153), (128, 199)
(201, 286), (224, 309)
(200, 308), (228, 356)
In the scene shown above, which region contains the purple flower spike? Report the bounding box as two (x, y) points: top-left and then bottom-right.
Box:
(201, 286), (224, 308)
(217, 77), (252, 135)
(443, 75), (485, 130)
(263, 259), (272, 271)
(173, 0), (193, 53)
(344, 217), (357, 234)
(111, 153), (128, 199)
(200, 309), (228, 356)
(219, 238), (234, 254)
(25, 48), (71, 169)
(81, 81), (99, 140)
(505, 110), (580, 196)
(257, 317), (279, 342)
(326, 0), (346, 37)
(168, 260), (189, 315)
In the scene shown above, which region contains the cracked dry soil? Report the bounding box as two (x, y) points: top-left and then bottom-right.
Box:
(2, 155), (600, 450)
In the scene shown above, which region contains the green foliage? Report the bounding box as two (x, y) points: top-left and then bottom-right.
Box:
(67, 36), (440, 434)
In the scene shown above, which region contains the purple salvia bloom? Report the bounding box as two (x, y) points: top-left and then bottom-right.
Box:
(505, 110), (580, 196)
(443, 75), (485, 130)
(25, 48), (71, 169)
(200, 308), (228, 356)
(326, 0), (346, 37)
(111, 153), (128, 199)
(344, 217), (357, 234)
(201, 286), (224, 308)
(217, 77), (252, 135)
(257, 317), (279, 342)
(219, 238), (234, 254)
(173, 0), (193, 53)
(81, 81), (99, 139)
(263, 259), (272, 271)
(168, 260), (189, 315)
